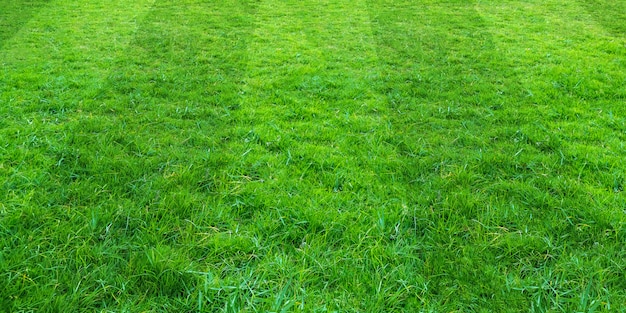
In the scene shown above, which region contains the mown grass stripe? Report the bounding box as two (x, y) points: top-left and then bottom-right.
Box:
(1, 0), (625, 311)
(578, 0), (626, 36)
(0, 0), (156, 66)
(367, 0), (626, 309)
(0, 0), (50, 49)
(0, 0), (257, 311)
(241, 0), (390, 192)
(0, 0), (156, 120)
(233, 0), (420, 309)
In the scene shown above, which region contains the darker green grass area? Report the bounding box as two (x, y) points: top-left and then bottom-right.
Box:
(1, 0), (626, 312)
(0, 0), (50, 48)
(581, 0), (626, 36)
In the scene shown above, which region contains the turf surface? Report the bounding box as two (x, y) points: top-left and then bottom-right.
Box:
(1, 0), (625, 311)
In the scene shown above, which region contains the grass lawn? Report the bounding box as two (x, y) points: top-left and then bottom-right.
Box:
(1, 0), (625, 311)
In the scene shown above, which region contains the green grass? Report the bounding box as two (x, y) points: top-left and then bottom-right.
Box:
(1, 0), (625, 311)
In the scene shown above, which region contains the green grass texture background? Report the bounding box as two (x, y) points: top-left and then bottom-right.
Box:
(1, 0), (625, 311)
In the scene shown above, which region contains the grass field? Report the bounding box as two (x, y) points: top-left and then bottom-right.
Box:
(1, 0), (625, 311)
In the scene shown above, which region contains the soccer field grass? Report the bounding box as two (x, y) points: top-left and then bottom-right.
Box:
(1, 0), (625, 311)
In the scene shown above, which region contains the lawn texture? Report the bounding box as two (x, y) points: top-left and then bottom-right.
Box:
(1, 0), (625, 311)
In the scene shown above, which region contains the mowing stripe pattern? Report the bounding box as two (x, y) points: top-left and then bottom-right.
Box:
(0, 0), (625, 311)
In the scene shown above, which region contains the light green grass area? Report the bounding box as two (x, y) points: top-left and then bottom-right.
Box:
(1, 0), (625, 311)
